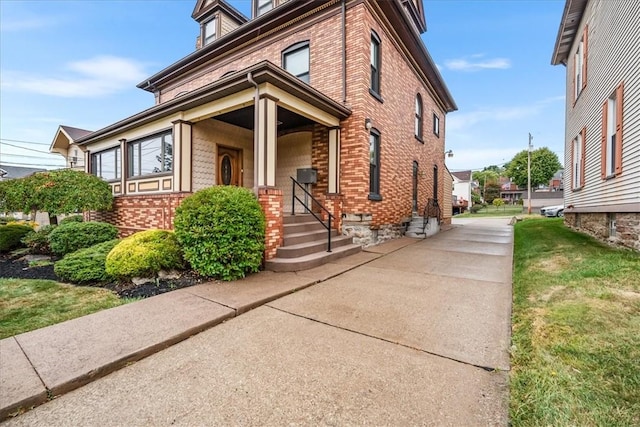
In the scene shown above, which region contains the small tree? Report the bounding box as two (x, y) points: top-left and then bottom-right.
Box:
(0, 169), (113, 225)
(492, 198), (504, 209)
(505, 147), (562, 188)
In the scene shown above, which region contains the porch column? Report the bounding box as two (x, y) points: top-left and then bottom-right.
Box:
(328, 127), (340, 194)
(256, 94), (278, 187)
(172, 120), (193, 192)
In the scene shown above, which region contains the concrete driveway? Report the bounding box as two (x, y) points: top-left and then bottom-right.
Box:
(4, 218), (513, 426)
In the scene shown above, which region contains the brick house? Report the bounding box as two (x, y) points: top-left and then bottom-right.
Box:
(51, 0), (457, 268)
(551, 0), (639, 250)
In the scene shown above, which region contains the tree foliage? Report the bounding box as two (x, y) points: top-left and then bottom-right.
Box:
(484, 183), (502, 204)
(505, 148), (562, 188)
(0, 169), (113, 224)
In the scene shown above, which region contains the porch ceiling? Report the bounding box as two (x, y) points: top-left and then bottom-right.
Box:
(215, 106), (315, 131)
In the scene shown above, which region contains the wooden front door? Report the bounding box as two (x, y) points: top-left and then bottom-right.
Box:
(217, 147), (241, 186)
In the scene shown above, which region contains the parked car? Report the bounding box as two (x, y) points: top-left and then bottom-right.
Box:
(540, 205), (564, 217)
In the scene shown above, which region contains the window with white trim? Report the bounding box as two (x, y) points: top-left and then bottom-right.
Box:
(573, 26), (588, 101)
(572, 128), (585, 190)
(91, 147), (121, 181)
(256, 0), (273, 17)
(433, 113), (440, 137)
(602, 83), (623, 178)
(415, 94), (423, 140)
(128, 131), (173, 177)
(282, 41), (310, 84)
(203, 17), (217, 46)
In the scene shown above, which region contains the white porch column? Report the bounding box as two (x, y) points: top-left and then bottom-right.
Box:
(257, 94), (278, 187)
(328, 127), (340, 194)
(172, 120), (192, 192)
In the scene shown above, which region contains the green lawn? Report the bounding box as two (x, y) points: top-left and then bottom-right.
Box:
(510, 218), (640, 426)
(456, 205), (525, 217)
(0, 278), (127, 339)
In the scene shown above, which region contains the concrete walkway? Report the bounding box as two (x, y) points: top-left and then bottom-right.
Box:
(2, 218), (513, 426)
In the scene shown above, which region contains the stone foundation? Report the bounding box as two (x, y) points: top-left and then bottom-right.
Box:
(565, 212), (640, 251)
(342, 212), (405, 247)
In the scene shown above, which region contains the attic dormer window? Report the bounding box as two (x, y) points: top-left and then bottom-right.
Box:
(203, 17), (217, 45)
(256, 0), (273, 17)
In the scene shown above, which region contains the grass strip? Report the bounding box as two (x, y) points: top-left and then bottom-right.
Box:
(510, 218), (640, 426)
(0, 278), (127, 339)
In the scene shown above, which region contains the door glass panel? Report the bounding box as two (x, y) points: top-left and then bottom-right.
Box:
(221, 155), (232, 185)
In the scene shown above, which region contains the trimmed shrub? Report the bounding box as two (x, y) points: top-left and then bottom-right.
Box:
(48, 221), (118, 256)
(59, 215), (84, 225)
(54, 239), (120, 284)
(105, 230), (184, 279)
(174, 186), (265, 281)
(470, 204), (483, 214)
(22, 225), (57, 255)
(0, 224), (34, 253)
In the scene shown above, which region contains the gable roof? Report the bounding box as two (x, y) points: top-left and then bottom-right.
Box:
(50, 125), (93, 154)
(451, 170), (472, 181)
(191, 0), (248, 24)
(401, 0), (427, 33)
(551, 0), (588, 65)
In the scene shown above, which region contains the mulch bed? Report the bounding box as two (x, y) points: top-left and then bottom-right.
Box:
(0, 254), (209, 299)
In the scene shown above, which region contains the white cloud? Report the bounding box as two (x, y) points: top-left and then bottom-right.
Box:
(0, 17), (51, 32)
(444, 55), (511, 72)
(1, 56), (149, 97)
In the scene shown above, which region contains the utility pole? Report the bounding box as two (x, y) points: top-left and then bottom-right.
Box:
(527, 133), (533, 214)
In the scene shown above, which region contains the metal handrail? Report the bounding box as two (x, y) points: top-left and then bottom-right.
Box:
(291, 177), (334, 252)
(422, 198), (441, 232)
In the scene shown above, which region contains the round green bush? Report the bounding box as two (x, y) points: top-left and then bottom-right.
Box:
(59, 215), (84, 225)
(21, 225), (57, 255)
(48, 221), (118, 256)
(54, 239), (120, 284)
(0, 224), (34, 253)
(174, 186), (265, 281)
(105, 230), (185, 279)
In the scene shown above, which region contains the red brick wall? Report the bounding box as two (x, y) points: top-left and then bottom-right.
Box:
(258, 188), (284, 260)
(86, 193), (190, 237)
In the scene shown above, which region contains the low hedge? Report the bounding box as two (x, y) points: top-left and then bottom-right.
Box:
(48, 221), (118, 256)
(54, 239), (120, 284)
(174, 186), (265, 281)
(105, 230), (184, 279)
(0, 224), (34, 253)
(59, 215), (84, 225)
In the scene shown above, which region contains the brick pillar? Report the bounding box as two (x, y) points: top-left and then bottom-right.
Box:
(324, 194), (344, 232)
(258, 187), (284, 260)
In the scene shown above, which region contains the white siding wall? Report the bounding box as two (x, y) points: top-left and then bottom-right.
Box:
(564, 0), (640, 210)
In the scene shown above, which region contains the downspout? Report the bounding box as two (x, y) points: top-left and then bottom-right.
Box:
(341, 0), (347, 104)
(247, 72), (260, 196)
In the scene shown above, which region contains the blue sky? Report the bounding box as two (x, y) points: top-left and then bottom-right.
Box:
(0, 0), (566, 172)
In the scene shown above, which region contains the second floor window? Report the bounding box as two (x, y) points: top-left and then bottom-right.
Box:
(256, 0), (273, 17)
(574, 25), (588, 101)
(282, 42), (310, 84)
(370, 31), (381, 96)
(601, 83), (623, 178)
(203, 17), (217, 46)
(91, 146), (121, 181)
(129, 131), (173, 178)
(433, 113), (440, 137)
(415, 94), (423, 140)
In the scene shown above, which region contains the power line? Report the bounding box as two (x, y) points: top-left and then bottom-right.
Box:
(0, 161), (65, 168)
(0, 138), (50, 146)
(0, 152), (64, 161)
(0, 141), (53, 154)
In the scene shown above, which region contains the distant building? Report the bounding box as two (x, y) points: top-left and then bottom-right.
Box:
(451, 170), (472, 213)
(552, 0), (639, 250)
(0, 164), (46, 181)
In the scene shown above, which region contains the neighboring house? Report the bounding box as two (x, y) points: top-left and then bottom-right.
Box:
(51, 0), (457, 268)
(552, 0), (640, 250)
(0, 164), (46, 181)
(50, 125), (93, 171)
(451, 170), (472, 213)
(500, 177), (524, 204)
(548, 169), (564, 191)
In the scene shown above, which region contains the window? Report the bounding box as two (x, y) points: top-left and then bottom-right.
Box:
(370, 31), (381, 97)
(433, 113), (440, 137)
(91, 147), (121, 181)
(369, 129), (381, 199)
(601, 83), (623, 178)
(256, 0), (273, 16)
(282, 42), (310, 84)
(128, 131), (173, 177)
(203, 17), (217, 46)
(572, 127), (586, 190)
(573, 25), (588, 102)
(415, 94), (423, 140)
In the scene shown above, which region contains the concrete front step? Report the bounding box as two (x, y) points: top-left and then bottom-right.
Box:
(283, 221), (327, 235)
(283, 214), (316, 224)
(284, 229), (340, 246)
(265, 243), (362, 272)
(276, 235), (355, 259)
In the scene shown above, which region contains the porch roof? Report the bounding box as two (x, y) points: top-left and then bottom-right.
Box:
(75, 61), (351, 146)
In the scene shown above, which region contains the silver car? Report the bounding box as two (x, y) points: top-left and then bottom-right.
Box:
(540, 205), (564, 217)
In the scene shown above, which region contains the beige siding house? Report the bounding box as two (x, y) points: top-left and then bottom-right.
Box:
(552, 0), (640, 250)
